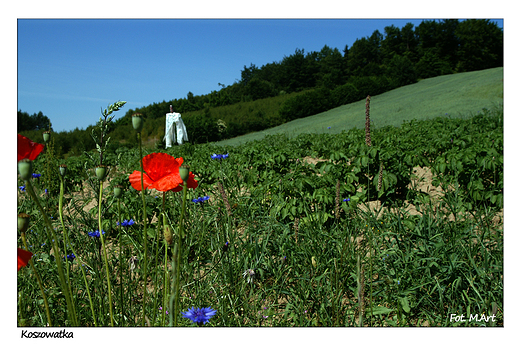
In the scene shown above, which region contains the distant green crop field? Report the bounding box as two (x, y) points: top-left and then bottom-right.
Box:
(217, 67), (503, 146)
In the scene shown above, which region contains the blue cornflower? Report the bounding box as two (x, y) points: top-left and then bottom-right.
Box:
(328, 126), (331, 129)
(19, 185), (26, 192)
(117, 219), (135, 227)
(88, 230), (106, 238)
(181, 307), (217, 325)
(32, 173), (41, 179)
(343, 198), (350, 202)
(192, 196), (210, 204)
(211, 153), (229, 160)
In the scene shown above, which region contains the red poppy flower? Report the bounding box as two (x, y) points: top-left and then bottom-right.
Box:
(129, 153), (198, 192)
(17, 248), (33, 271)
(18, 134), (45, 161)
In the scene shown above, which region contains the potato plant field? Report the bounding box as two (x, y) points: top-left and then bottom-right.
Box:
(17, 102), (503, 328)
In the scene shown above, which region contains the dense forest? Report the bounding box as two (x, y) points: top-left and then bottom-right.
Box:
(18, 19), (503, 158)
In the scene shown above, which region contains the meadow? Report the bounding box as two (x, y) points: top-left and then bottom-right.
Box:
(17, 95), (503, 328)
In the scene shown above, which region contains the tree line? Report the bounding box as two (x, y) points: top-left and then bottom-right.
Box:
(19, 19), (502, 156)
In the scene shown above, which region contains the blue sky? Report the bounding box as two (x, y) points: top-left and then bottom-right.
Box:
(17, 18), (502, 133)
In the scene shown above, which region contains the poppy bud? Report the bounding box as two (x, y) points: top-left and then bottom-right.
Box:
(179, 164), (190, 182)
(18, 213), (30, 233)
(132, 113), (144, 133)
(18, 159), (33, 181)
(59, 164), (67, 177)
(95, 165), (107, 181)
(43, 131), (51, 143)
(164, 225), (173, 245)
(114, 185), (124, 199)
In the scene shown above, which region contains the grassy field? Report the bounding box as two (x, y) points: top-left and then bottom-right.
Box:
(217, 67), (503, 146)
(17, 70), (503, 330)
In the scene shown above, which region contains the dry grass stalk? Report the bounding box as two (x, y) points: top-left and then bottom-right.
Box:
(365, 95), (371, 147)
(293, 217), (299, 243)
(377, 163), (383, 192)
(335, 179), (341, 219)
(217, 181), (232, 216)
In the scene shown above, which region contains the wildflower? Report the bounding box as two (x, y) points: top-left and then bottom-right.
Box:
(19, 185), (26, 192)
(243, 269), (255, 284)
(181, 307), (217, 325)
(18, 248), (33, 271)
(88, 230), (106, 238)
(44, 189), (48, 195)
(117, 219), (135, 227)
(32, 173), (41, 179)
(192, 196), (210, 204)
(343, 198), (350, 202)
(328, 126), (331, 129)
(17, 134), (44, 161)
(66, 253), (76, 261)
(128, 256), (138, 271)
(222, 241), (229, 252)
(129, 152), (198, 192)
(211, 153), (229, 160)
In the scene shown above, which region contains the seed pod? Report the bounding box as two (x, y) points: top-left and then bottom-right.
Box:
(18, 159), (33, 181)
(43, 131), (51, 143)
(95, 165), (107, 181)
(18, 213), (30, 233)
(179, 164), (190, 182)
(132, 113), (144, 133)
(113, 185), (124, 199)
(59, 164), (67, 177)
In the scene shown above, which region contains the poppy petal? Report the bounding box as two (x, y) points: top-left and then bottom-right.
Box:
(18, 134), (44, 161)
(150, 173), (184, 192)
(18, 248), (33, 271)
(186, 172), (199, 189)
(129, 170), (155, 191)
(142, 153), (181, 182)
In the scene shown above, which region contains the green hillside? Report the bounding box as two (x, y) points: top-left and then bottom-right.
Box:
(216, 67), (503, 146)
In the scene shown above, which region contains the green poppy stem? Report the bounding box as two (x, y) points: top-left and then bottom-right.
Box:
(97, 180), (114, 326)
(58, 176), (77, 319)
(170, 181), (188, 327)
(59, 173), (97, 326)
(20, 233), (52, 327)
(161, 192), (169, 326)
(24, 179), (77, 326)
(118, 198), (123, 326)
(137, 132), (149, 326)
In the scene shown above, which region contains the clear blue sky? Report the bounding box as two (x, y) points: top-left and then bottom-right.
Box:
(17, 18), (503, 133)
